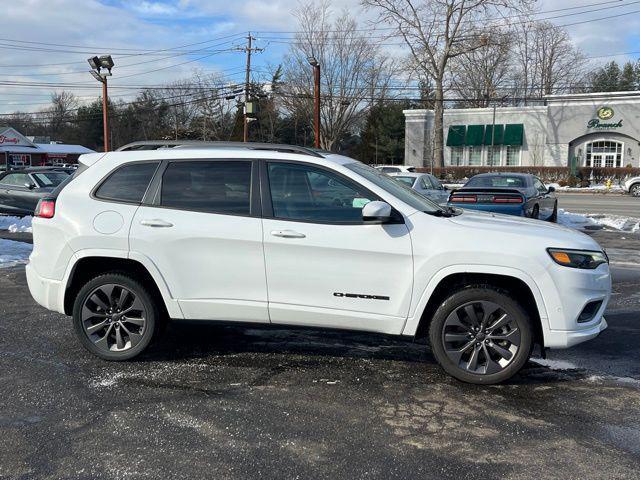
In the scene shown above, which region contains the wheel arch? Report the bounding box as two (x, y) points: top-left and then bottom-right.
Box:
(407, 270), (547, 348)
(62, 253), (182, 319)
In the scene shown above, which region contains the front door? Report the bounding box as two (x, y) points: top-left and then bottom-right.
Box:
(261, 161), (414, 335)
(129, 159), (269, 323)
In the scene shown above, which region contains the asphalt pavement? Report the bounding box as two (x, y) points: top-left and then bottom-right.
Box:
(557, 192), (639, 216)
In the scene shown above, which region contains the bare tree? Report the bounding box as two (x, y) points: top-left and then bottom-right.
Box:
(512, 20), (587, 102)
(362, 0), (530, 167)
(282, 0), (397, 150)
(45, 91), (79, 140)
(449, 30), (512, 107)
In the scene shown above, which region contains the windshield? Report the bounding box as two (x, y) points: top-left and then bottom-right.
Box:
(345, 163), (443, 213)
(466, 175), (526, 188)
(33, 171), (70, 187)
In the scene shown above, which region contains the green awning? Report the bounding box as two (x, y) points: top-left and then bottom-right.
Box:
(483, 124), (504, 145)
(503, 124), (524, 146)
(446, 125), (466, 147)
(465, 125), (485, 146)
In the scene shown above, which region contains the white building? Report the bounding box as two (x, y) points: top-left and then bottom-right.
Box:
(403, 91), (640, 169)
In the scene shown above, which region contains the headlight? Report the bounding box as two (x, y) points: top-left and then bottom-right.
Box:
(547, 248), (608, 269)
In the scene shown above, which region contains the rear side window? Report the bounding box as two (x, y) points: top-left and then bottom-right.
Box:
(160, 161), (252, 215)
(95, 162), (159, 203)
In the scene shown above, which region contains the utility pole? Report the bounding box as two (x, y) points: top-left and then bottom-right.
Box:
(238, 33), (263, 142)
(308, 57), (321, 148)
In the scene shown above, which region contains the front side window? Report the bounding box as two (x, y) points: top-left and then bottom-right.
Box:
(268, 162), (375, 223)
(345, 162), (442, 213)
(394, 176), (417, 188)
(533, 178), (547, 193)
(95, 162), (159, 203)
(161, 161), (252, 215)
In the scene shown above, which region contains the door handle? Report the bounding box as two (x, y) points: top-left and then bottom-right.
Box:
(271, 230), (306, 239)
(140, 219), (173, 228)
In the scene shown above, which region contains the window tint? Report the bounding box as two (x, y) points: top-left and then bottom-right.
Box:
(534, 178), (547, 193)
(419, 177), (432, 189)
(95, 162), (159, 203)
(161, 161), (252, 214)
(268, 162), (375, 223)
(0, 173), (29, 187)
(429, 176), (444, 190)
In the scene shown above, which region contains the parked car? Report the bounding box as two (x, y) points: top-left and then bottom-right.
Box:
(374, 164), (416, 174)
(448, 173), (558, 221)
(388, 172), (450, 205)
(0, 168), (71, 216)
(623, 176), (640, 197)
(27, 142), (610, 385)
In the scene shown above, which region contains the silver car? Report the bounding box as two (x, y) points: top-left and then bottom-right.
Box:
(390, 172), (450, 205)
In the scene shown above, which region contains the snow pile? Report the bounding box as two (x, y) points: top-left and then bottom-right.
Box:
(548, 183), (625, 193)
(558, 209), (640, 233)
(0, 215), (32, 233)
(0, 239), (32, 268)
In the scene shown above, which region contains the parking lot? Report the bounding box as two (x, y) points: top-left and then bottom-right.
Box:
(1, 201), (639, 479)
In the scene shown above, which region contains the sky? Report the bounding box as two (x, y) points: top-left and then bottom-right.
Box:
(0, 0), (639, 114)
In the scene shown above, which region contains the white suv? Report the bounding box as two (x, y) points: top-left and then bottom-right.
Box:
(26, 143), (611, 384)
(623, 176), (640, 197)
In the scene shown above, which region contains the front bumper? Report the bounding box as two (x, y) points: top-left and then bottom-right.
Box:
(545, 316), (608, 348)
(26, 263), (64, 314)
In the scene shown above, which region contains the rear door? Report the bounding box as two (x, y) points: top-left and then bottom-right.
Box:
(129, 159), (269, 323)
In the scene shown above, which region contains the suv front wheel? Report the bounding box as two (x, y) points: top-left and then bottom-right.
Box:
(72, 273), (159, 360)
(429, 287), (533, 384)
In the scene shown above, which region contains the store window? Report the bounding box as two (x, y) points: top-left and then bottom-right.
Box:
(486, 146), (501, 166)
(450, 147), (465, 166)
(505, 146), (521, 166)
(468, 146), (482, 166)
(584, 140), (623, 168)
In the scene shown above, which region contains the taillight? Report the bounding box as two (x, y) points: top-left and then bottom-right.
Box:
(493, 195), (523, 204)
(35, 199), (55, 218)
(451, 195), (477, 203)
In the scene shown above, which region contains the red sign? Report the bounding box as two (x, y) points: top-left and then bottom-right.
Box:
(0, 135), (19, 145)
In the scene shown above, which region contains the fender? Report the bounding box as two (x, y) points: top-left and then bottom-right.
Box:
(58, 248), (184, 319)
(401, 264), (550, 337)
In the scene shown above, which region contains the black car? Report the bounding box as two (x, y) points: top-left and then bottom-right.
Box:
(0, 169), (71, 216)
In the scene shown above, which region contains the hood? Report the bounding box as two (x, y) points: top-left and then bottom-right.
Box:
(446, 209), (603, 251)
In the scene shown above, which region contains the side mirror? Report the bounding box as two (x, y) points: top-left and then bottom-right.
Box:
(25, 182), (36, 190)
(362, 200), (392, 223)
(548, 186), (556, 193)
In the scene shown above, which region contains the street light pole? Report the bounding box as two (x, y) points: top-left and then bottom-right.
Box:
(88, 55), (114, 152)
(308, 57), (320, 149)
(102, 78), (110, 153)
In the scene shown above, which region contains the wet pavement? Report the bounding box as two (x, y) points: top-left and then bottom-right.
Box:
(1, 264), (639, 479)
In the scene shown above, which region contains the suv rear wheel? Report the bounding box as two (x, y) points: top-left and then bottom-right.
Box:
(630, 183), (640, 197)
(72, 273), (159, 360)
(429, 287), (533, 384)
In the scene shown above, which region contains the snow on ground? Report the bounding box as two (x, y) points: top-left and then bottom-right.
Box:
(0, 215), (32, 233)
(0, 239), (32, 268)
(548, 183), (625, 193)
(558, 209), (640, 233)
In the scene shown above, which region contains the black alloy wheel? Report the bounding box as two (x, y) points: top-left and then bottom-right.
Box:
(429, 287), (533, 384)
(73, 273), (159, 360)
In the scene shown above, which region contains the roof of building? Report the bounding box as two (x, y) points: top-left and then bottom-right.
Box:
(35, 143), (94, 154)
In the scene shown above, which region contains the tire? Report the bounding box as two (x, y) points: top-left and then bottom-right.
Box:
(630, 183), (640, 197)
(549, 201), (558, 223)
(428, 286), (533, 385)
(72, 273), (159, 361)
(531, 204), (539, 220)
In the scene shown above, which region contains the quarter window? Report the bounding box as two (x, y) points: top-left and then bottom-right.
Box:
(160, 161), (252, 215)
(95, 162), (159, 203)
(267, 162), (375, 223)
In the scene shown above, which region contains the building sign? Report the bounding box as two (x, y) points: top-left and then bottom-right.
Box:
(587, 106), (622, 129)
(8, 154), (31, 166)
(0, 135), (19, 145)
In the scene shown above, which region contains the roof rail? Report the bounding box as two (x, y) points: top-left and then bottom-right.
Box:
(116, 140), (324, 158)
